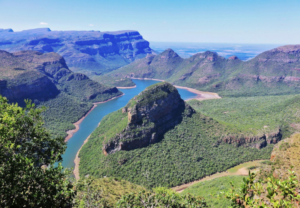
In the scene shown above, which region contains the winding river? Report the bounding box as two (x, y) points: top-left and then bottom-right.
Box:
(62, 79), (200, 168)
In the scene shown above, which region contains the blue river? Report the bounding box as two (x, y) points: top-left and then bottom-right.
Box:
(62, 79), (199, 168)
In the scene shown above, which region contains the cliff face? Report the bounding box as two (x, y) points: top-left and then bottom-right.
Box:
(0, 28), (153, 74)
(219, 129), (282, 149)
(105, 45), (300, 97)
(103, 82), (195, 154)
(0, 50), (122, 104)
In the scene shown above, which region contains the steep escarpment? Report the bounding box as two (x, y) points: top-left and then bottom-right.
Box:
(0, 28), (154, 74)
(0, 50), (122, 137)
(104, 45), (300, 97)
(219, 130), (282, 149)
(103, 82), (195, 154)
(0, 50), (122, 103)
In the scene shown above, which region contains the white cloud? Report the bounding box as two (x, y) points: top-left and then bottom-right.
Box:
(40, 22), (48, 25)
(88, 24), (94, 27)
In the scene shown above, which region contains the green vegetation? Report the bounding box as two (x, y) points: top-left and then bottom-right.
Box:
(0, 96), (75, 207)
(39, 92), (93, 137)
(0, 50), (122, 137)
(100, 47), (300, 97)
(76, 177), (147, 207)
(80, 110), (274, 188)
(279, 142), (291, 151)
(96, 109), (129, 145)
(181, 176), (246, 208)
(263, 133), (300, 181)
(188, 94), (300, 137)
(116, 187), (208, 208)
(226, 171), (300, 207)
(129, 82), (177, 107)
(91, 75), (135, 87)
(76, 179), (208, 208)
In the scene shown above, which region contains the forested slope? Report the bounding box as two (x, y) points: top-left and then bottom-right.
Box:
(0, 50), (122, 137)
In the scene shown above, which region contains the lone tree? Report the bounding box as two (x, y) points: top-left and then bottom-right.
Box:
(0, 96), (75, 207)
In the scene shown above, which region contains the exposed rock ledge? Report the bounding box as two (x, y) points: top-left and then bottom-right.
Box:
(102, 82), (195, 154)
(216, 130), (282, 149)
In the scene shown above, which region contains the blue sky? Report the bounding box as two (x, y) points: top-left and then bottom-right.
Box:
(0, 0), (299, 44)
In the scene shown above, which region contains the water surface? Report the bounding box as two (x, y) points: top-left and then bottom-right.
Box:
(62, 80), (199, 168)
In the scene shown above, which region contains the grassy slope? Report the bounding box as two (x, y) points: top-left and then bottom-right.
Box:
(181, 176), (245, 208)
(188, 94), (300, 137)
(264, 133), (300, 180)
(79, 111), (273, 188)
(95, 109), (129, 145)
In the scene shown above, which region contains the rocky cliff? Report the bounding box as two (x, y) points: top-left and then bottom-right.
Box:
(218, 129), (282, 149)
(102, 82), (195, 154)
(0, 50), (122, 104)
(104, 45), (300, 97)
(0, 28), (154, 74)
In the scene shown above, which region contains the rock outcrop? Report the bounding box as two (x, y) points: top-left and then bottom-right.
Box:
(218, 129), (282, 149)
(0, 28), (154, 74)
(102, 82), (195, 154)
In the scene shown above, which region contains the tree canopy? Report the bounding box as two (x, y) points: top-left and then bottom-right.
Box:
(0, 96), (75, 207)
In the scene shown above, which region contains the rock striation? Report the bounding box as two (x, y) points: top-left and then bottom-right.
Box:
(102, 82), (195, 154)
(0, 50), (122, 104)
(216, 129), (282, 149)
(0, 28), (154, 74)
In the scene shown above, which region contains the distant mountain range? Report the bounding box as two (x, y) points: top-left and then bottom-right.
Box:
(150, 42), (280, 60)
(0, 28), (154, 75)
(103, 45), (300, 97)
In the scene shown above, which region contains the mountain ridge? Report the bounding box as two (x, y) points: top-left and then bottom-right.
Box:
(102, 45), (300, 97)
(0, 50), (122, 137)
(0, 28), (154, 75)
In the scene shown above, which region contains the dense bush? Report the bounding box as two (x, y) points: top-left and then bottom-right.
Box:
(0, 96), (75, 207)
(181, 176), (246, 208)
(225, 170), (300, 207)
(188, 94), (300, 137)
(117, 187), (208, 208)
